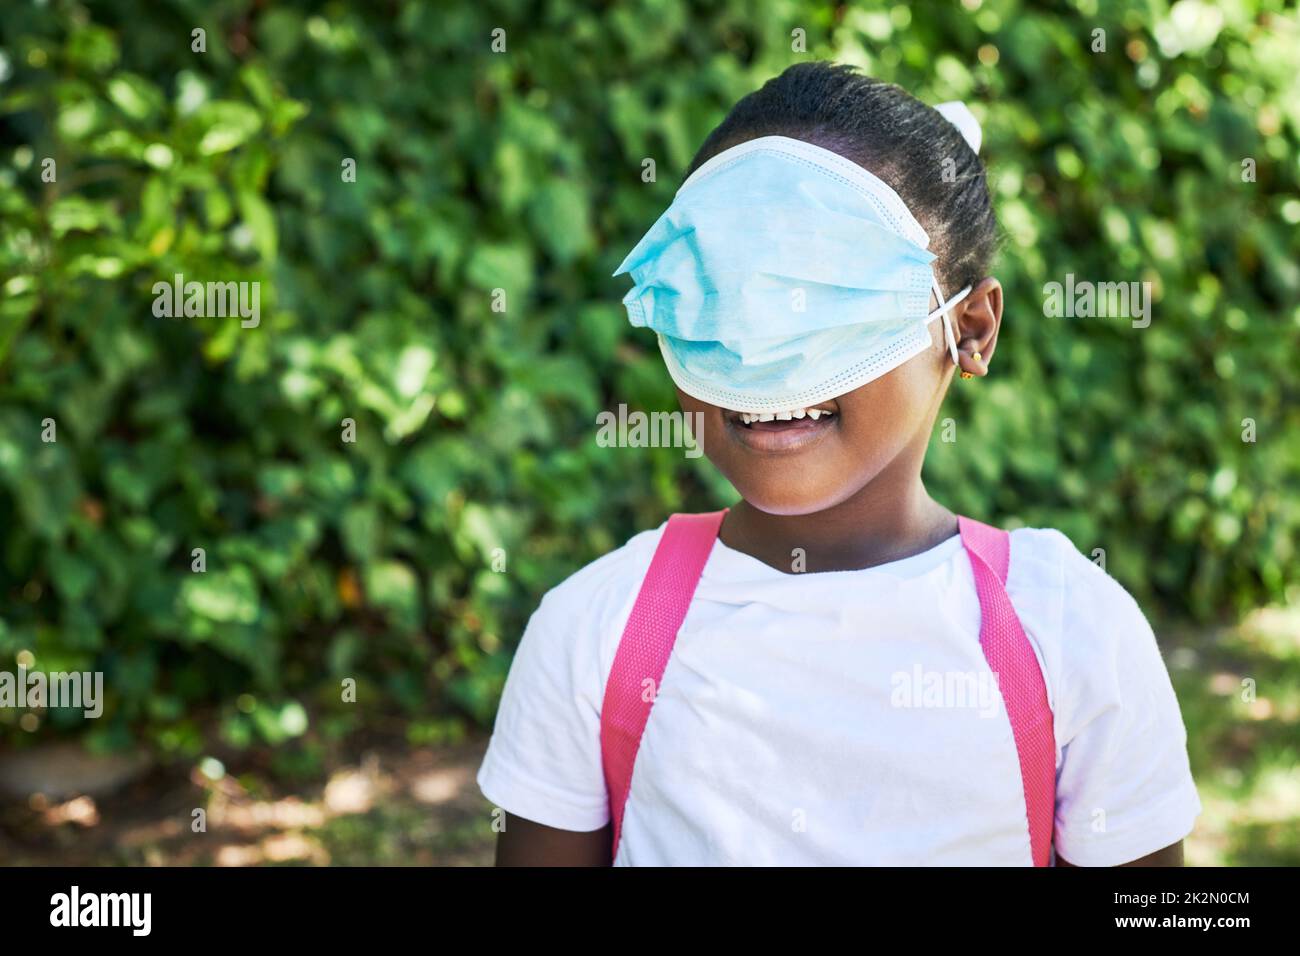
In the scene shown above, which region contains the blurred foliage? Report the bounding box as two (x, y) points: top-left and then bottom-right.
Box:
(0, 0), (1297, 755)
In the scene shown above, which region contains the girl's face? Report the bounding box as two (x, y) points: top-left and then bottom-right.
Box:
(678, 313), (965, 515)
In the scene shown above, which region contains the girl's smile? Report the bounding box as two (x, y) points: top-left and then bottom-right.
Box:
(721, 399), (840, 454)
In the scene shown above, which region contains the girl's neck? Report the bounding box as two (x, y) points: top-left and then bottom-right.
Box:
(718, 470), (957, 574)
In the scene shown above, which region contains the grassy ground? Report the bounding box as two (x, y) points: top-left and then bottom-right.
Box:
(1, 607), (1296, 866)
(1164, 605), (1300, 866)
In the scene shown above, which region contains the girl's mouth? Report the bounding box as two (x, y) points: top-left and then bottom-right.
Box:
(722, 400), (840, 453)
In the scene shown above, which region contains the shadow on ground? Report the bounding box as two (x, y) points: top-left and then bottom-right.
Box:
(0, 736), (496, 866)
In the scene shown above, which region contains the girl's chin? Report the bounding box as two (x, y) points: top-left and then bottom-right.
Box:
(731, 485), (846, 517)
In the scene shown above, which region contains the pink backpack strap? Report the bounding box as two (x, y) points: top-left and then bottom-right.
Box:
(958, 515), (1057, 867)
(600, 510), (727, 861)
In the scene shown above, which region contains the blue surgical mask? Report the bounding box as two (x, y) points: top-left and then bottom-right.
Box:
(612, 108), (980, 414)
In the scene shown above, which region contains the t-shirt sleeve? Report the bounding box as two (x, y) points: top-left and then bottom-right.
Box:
(476, 589), (612, 832)
(1050, 543), (1202, 866)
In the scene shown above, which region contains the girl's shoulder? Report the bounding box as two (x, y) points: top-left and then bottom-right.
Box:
(1006, 526), (1170, 733)
(1007, 525), (1148, 628)
(528, 521), (669, 643)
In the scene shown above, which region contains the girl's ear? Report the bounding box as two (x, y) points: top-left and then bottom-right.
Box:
(955, 276), (1002, 378)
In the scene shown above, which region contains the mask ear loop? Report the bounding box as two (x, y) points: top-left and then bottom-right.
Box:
(926, 277), (971, 366)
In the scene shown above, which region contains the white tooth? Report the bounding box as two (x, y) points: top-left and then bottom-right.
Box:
(758, 412), (775, 422)
(776, 411), (792, 420)
(807, 409), (821, 420)
(741, 413), (754, 424)
(791, 408), (806, 419)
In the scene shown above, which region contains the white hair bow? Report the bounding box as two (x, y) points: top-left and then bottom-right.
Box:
(934, 101), (982, 155)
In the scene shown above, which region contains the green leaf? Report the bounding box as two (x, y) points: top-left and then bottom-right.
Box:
(528, 179), (593, 264)
(181, 567), (261, 625)
(193, 101), (263, 155)
(106, 73), (164, 122)
(236, 189), (278, 260)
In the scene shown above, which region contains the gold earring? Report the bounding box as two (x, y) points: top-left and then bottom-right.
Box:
(960, 350), (982, 380)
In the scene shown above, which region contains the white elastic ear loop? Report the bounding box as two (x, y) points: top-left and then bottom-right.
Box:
(926, 278), (971, 365)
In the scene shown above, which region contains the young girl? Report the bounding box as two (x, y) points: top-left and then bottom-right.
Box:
(476, 62), (1201, 866)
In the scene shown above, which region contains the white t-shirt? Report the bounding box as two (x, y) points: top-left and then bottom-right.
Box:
(477, 522), (1201, 866)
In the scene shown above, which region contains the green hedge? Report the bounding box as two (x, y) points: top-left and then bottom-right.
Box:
(1, 0), (1297, 755)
